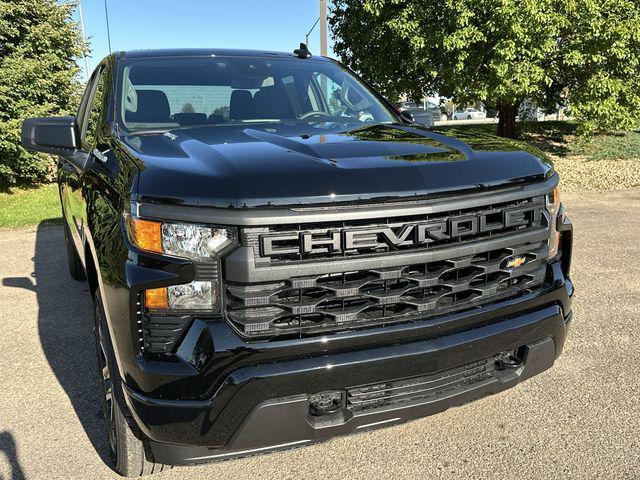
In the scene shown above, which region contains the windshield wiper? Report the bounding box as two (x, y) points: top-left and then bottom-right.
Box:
(120, 128), (174, 137)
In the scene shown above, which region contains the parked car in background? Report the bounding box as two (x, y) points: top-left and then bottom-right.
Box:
(453, 108), (486, 120)
(396, 101), (447, 125)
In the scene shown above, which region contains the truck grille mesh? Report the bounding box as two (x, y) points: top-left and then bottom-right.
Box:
(225, 241), (549, 338)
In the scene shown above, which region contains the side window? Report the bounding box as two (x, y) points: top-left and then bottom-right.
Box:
(312, 73), (343, 115)
(311, 73), (369, 116)
(83, 69), (106, 148)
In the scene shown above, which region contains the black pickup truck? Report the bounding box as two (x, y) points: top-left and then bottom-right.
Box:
(21, 47), (573, 477)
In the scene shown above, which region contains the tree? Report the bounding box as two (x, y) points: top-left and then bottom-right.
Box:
(212, 105), (230, 118)
(330, 0), (640, 138)
(0, 0), (88, 188)
(181, 102), (195, 113)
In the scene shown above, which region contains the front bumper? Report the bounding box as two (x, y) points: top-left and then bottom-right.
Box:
(123, 273), (573, 465)
(149, 336), (562, 464)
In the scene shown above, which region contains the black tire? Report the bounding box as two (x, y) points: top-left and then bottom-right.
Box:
(64, 225), (86, 281)
(94, 294), (167, 477)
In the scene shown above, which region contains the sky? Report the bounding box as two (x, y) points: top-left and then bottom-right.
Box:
(75, 0), (336, 80)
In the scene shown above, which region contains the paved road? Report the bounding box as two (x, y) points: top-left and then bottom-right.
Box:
(1, 190), (639, 480)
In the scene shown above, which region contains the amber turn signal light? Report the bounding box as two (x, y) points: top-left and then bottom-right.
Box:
(126, 215), (163, 254)
(145, 287), (168, 310)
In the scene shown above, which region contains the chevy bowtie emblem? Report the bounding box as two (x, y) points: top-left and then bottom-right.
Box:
(506, 256), (526, 269)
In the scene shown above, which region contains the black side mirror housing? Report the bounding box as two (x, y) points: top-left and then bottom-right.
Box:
(399, 110), (414, 123)
(21, 116), (80, 154)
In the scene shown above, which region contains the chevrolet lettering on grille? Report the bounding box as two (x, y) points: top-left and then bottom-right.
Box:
(260, 203), (543, 257)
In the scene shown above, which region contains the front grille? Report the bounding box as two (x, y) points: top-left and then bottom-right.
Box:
(225, 241), (549, 338)
(347, 358), (495, 413)
(223, 191), (551, 339)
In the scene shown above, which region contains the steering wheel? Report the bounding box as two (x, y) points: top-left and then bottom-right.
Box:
(299, 111), (334, 120)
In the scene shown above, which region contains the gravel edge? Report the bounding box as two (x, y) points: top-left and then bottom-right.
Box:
(552, 155), (640, 191)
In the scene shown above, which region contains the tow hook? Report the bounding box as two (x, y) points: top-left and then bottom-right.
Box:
(309, 391), (344, 416)
(494, 349), (524, 371)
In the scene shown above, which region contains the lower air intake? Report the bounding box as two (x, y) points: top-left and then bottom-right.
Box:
(347, 358), (495, 413)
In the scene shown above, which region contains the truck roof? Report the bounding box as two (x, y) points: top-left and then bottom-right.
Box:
(118, 48), (332, 61)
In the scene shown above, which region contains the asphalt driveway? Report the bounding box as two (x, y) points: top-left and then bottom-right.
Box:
(0, 189), (639, 479)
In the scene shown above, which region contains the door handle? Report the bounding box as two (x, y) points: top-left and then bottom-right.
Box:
(92, 148), (108, 163)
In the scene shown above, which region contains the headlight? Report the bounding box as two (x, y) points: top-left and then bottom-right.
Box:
(162, 222), (235, 260)
(125, 215), (236, 261)
(546, 186), (561, 259)
(125, 215), (236, 313)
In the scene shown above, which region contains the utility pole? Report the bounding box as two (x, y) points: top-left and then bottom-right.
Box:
(319, 0), (327, 56)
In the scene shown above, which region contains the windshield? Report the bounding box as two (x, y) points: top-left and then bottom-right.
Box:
(116, 56), (397, 134)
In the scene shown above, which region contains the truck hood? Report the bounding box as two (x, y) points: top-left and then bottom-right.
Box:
(121, 123), (553, 208)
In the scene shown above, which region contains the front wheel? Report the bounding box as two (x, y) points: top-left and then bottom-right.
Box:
(94, 294), (167, 476)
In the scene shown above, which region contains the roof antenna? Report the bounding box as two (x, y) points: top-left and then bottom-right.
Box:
(294, 43), (312, 59)
(104, 0), (112, 53)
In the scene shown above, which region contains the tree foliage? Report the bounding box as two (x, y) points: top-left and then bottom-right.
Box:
(330, 0), (640, 137)
(0, 0), (88, 188)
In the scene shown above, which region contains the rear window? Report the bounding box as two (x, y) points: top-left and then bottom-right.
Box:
(117, 56), (396, 132)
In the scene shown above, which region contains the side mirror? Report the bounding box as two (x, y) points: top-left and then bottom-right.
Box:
(399, 110), (414, 123)
(21, 116), (80, 154)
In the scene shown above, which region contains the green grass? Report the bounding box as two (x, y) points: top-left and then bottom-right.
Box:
(0, 184), (62, 228)
(570, 130), (640, 161)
